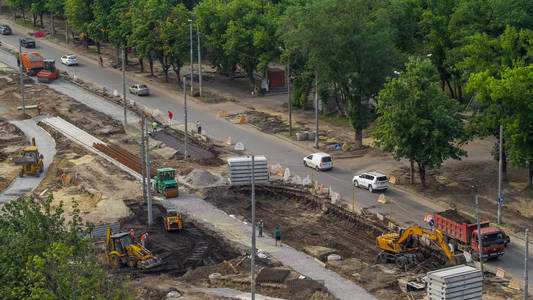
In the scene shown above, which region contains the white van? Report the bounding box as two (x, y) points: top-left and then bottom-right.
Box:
(303, 152), (333, 171)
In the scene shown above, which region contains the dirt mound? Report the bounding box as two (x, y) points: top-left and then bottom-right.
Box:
(229, 111), (288, 134)
(182, 168), (221, 187)
(439, 209), (473, 224)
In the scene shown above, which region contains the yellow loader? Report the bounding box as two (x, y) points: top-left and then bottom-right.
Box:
(13, 137), (44, 177)
(105, 227), (162, 269)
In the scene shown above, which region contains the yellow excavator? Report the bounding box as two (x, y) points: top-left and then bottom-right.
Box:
(13, 137), (44, 177)
(376, 226), (454, 269)
(105, 227), (162, 269)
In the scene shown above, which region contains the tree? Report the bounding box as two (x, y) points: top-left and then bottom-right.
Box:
(280, 0), (399, 148)
(161, 4), (191, 83)
(373, 57), (467, 186)
(64, 0), (93, 48)
(46, 0), (65, 35)
(30, 0), (47, 27)
(88, 0), (113, 54)
(108, 0), (131, 66)
(468, 66), (533, 187)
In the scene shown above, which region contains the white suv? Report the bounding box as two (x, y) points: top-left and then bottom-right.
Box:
(303, 152), (333, 171)
(353, 171), (389, 192)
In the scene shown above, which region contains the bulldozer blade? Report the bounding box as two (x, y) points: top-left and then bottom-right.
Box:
(139, 256), (163, 269)
(165, 188), (179, 198)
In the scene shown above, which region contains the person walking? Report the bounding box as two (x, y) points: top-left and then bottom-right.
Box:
(140, 232), (148, 248)
(258, 219), (264, 237)
(37, 103), (42, 115)
(168, 111), (173, 126)
(196, 120), (202, 135)
(274, 227), (281, 247)
(99, 56), (103, 67)
(152, 121), (157, 134)
(129, 228), (135, 241)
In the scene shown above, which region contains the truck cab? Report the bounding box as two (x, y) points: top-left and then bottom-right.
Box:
(471, 227), (505, 260)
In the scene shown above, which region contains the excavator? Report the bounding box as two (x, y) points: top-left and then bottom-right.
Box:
(13, 137), (44, 177)
(376, 226), (455, 269)
(105, 227), (162, 269)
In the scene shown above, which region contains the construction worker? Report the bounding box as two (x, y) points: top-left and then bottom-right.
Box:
(129, 229), (135, 241)
(274, 227), (281, 247)
(258, 219), (263, 237)
(168, 111), (173, 126)
(37, 103), (42, 115)
(61, 172), (66, 186)
(140, 232), (148, 248)
(152, 121), (157, 134)
(196, 120), (202, 135)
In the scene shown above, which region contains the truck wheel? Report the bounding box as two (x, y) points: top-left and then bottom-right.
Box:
(127, 257), (137, 268)
(110, 254), (121, 267)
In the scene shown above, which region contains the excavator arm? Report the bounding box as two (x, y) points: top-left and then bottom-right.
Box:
(380, 226), (454, 260)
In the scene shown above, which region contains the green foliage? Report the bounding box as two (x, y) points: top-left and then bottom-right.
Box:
(64, 0), (93, 36)
(161, 4), (191, 82)
(374, 57), (467, 186)
(0, 195), (132, 299)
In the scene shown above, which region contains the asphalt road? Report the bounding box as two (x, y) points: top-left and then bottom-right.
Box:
(0, 118), (56, 203)
(1, 28), (531, 290)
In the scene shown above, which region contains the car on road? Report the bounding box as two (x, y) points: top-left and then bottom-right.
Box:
(20, 38), (36, 48)
(303, 152), (333, 171)
(129, 84), (149, 96)
(60, 54), (79, 66)
(0, 24), (12, 35)
(353, 171), (389, 192)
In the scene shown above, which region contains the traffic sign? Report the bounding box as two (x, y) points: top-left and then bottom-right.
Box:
(335, 144), (342, 151)
(429, 219), (435, 227)
(498, 196), (504, 204)
(424, 214), (433, 223)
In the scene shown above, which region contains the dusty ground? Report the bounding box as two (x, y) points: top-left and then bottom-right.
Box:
(0, 119), (27, 191)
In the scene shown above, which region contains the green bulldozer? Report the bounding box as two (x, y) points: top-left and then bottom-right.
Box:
(153, 168), (179, 198)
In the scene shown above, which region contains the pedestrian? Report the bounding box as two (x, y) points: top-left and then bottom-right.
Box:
(17, 54), (20, 67)
(61, 172), (66, 186)
(37, 103), (42, 115)
(168, 111), (173, 126)
(274, 227), (281, 247)
(152, 121), (157, 134)
(140, 232), (148, 248)
(98, 56), (103, 67)
(196, 120), (202, 135)
(129, 228), (135, 241)
(258, 219), (263, 237)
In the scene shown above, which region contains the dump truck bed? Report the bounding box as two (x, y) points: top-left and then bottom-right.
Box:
(434, 210), (490, 244)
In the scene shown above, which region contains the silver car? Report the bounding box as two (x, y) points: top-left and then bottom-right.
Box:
(353, 171), (389, 192)
(60, 55), (79, 66)
(129, 84), (149, 96)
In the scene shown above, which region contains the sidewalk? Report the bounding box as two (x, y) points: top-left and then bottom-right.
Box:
(161, 192), (377, 300)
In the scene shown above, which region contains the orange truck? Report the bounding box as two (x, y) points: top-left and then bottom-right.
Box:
(18, 52), (59, 82)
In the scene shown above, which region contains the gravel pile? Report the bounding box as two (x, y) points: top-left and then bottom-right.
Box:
(183, 168), (221, 187)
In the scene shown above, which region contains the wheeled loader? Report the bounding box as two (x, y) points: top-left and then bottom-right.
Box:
(105, 227), (162, 269)
(13, 137), (44, 177)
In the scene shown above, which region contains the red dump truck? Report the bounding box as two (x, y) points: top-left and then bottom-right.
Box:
(17, 52), (59, 82)
(433, 210), (505, 260)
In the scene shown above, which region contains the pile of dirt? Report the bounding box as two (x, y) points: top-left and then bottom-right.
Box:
(181, 168), (222, 187)
(438, 209), (473, 224)
(120, 200), (239, 277)
(229, 110), (288, 134)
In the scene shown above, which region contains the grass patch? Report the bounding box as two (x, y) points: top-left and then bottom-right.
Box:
(15, 19), (37, 30)
(320, 113), (351, 127)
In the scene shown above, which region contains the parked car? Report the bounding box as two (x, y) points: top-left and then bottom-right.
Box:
(303, 152), (333, 171)
(0, 24), (12, 35)
(352, 171), (389, 192)
(20, 38), (36, 48)
(129, 84), (149, 96)
(60, 54), (79, 66)
(502, 231), (510, 247)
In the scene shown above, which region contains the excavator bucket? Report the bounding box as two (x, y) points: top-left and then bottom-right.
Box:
(138, 256), (163, 269)
(450, 253), (467, 265)
(165, 188), (179, 198)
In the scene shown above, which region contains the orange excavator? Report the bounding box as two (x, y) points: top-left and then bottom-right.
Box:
(18, 52), (59, 83)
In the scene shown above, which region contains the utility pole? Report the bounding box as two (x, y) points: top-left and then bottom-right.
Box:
(122, 49), (127, 129)
(498, 125), (503, 224)
(476, 195), (483, 273)
(251, 155), (256, 300)
(352, 182), (355, 213)
(183, 77), (188, 158)
(314, 72), (319, 149)
(189, 20), (194, 96)
(145, 123), (153, 226)
(18, 40), (25, 116)
(288, 57), (292, 136)
(197, 23), (202, 97)
(525, 229), (529, 300)
(141, 113), (147, 204)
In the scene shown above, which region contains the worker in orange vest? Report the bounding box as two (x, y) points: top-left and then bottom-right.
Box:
(37, 103), (43, 115)
(129, 228), (135, 241)
(61, 172), (66, 186)
(140, 232), (148, 248)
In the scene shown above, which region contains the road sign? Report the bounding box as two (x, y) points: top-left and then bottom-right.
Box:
(335, 144), (342, 151)
(498, 196), (504, 204)
(429, 219), (435, 227)
(424, 214), (433, 223)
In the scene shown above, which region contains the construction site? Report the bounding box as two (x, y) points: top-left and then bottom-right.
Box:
(0, 50), (530, 299)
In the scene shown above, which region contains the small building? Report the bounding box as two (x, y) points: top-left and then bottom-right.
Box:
(267, 68), (285, 89)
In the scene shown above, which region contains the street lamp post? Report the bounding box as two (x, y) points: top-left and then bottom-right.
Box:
(18, 40), (25, 116)
(197, 23), (202, 97)
(189, 20), (194, 96)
